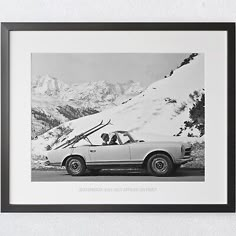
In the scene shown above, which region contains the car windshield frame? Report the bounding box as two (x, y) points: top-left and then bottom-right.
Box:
(115, 131), (135, 145)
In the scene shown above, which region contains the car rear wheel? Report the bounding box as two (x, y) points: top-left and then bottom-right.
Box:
(147, 153), (174, 177)
(66, 156), (86, 176)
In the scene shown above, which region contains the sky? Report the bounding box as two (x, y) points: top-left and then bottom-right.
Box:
(32, 53), (191, 87)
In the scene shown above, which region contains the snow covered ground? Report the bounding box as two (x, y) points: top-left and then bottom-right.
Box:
(32, 54), (204, 160)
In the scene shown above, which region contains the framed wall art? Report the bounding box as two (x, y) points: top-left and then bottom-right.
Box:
(1, 23), (235, 212)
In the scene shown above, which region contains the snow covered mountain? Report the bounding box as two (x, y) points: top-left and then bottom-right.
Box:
(32, 75), (143, 109)
(32, 75), (143, 137)
(32, 54), (204, 158)
(32, 74), (70, 96)
(61, 79), (143, 110)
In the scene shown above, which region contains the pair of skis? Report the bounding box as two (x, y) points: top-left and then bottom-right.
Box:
(54, 120), (111, 150)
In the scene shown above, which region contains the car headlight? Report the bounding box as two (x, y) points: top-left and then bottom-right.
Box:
(42, 155), (48, 161)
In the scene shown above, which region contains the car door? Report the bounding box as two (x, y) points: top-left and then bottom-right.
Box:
(89, 144), (131, 162)
(129, 142), (151, 161)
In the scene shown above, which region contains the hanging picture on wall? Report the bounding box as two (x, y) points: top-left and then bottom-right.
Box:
(1, 23), (235, 212)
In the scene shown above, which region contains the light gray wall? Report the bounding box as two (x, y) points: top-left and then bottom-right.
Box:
(0, 0), (235, 235)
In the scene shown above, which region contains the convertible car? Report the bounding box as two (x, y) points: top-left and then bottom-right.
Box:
(46, 121), (193, 177)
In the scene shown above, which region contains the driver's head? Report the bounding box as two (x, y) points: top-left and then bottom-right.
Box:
(111, 134), (117, 142)
(101, 133), (109, 142)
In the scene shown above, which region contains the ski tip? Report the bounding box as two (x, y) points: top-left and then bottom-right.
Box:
(106, 119), (112, 125)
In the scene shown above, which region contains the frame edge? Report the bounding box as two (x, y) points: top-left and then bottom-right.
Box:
(1, 22), (235, 212)
(1, 23), (10, 212)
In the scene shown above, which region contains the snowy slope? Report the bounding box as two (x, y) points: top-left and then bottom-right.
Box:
(32, 54), (204, 157)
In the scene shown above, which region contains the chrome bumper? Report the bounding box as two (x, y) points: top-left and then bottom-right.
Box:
(45, 161), (61, 167)
(175, 157), (193, 164)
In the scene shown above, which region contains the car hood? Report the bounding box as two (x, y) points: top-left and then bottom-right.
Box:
(135, 140), (181, 145)
(134, 140), (191, 148)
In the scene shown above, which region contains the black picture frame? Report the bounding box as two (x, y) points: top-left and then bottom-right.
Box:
(1, 22), (235, 213)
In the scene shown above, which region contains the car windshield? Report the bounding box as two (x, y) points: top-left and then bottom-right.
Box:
(117, 131), (135, 144)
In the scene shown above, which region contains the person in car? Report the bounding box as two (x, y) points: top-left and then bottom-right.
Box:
(101, 133), (109, 145)
(109, 134), (118, 145)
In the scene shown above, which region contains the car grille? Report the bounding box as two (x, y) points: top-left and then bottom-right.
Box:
(184, 147), (192, 157)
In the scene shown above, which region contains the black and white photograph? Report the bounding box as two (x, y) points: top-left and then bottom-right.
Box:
(31, 53), (205, 182)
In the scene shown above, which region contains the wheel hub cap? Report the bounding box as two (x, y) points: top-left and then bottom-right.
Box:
(72, 162), (79, 170)
(69, 160), (82, 173)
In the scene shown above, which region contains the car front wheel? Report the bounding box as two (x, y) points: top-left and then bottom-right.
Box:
(66, 156), (86, 176)
(147, 153), (174, 177)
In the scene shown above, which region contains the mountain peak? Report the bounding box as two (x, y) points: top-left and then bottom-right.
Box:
(32, 75), (69, 96)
